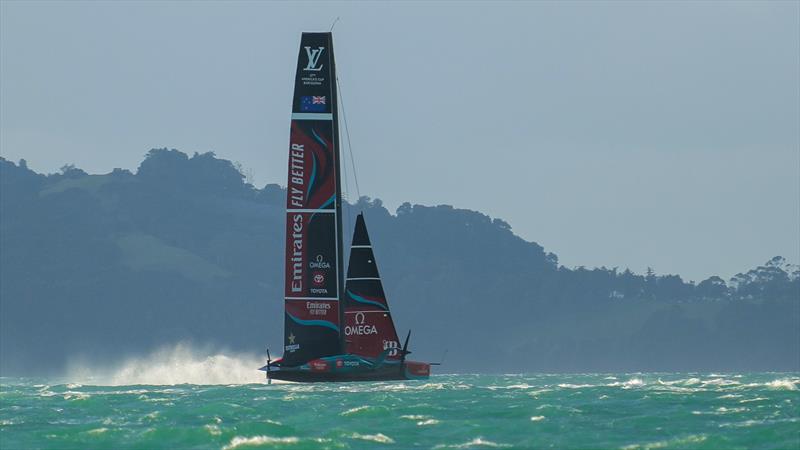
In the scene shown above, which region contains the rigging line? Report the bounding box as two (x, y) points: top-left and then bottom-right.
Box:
(330, 17), (340, 33)
(342, 127), (351, 247)
(339, 79), (352, 256)
(336, 75), (362, 203)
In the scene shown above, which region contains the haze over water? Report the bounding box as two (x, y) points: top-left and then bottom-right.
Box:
(1, 348), (797, 449)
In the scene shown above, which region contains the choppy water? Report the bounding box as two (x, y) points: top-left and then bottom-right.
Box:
(1, 373), (797, 449)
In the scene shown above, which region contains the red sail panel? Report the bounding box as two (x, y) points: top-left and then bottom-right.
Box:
(343, 214), (401, 360)
(282, 32), (343, 367)
(286, 121), (336, 212)
(344, 310), (401, 360)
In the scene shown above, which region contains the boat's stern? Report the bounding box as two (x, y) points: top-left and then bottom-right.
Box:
(404, 360), (431, 379)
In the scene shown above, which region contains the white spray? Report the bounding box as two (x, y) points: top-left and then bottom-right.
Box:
(65, 342), (268, 386)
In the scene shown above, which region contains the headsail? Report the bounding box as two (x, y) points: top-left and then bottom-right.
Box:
(282, 32), (345, 366)
(343, 214), (402, 361)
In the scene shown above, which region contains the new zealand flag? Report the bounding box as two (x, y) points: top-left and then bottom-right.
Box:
(300, 96), (327, 112)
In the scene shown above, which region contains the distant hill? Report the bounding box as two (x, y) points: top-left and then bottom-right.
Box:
(1, 150), (798, 375)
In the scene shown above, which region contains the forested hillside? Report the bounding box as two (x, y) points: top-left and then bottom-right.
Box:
(1, 150), (797, 375)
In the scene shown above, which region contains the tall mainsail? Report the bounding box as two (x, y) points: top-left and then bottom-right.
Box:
(343, 214), (402, 361)
(282, 32), (345, 366)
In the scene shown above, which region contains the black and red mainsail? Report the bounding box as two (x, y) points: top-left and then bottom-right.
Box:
(282, 32), (345, 367)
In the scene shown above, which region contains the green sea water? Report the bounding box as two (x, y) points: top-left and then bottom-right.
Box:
(1, 373), (798, 449)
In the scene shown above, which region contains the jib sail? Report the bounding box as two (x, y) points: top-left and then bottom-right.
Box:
(343, 214), (402, 361)
(282, 32), (345, 366)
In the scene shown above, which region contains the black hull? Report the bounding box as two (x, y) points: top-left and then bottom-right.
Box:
(268, 370), (409, 383)
(264, 359), (431, 383)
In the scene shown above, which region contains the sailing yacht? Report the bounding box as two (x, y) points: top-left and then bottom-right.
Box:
(259, 32), (432, 382)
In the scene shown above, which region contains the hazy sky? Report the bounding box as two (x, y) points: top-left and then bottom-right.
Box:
(1, 1), (798, 281)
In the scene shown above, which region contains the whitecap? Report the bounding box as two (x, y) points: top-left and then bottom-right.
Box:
(717, 394), (742, 399)
(692, 407), (748, 416)
(739, 397), (770, 403)
(341, 405), (371, 416)
(86, 428), (108, 434)
(620, 434), (706, 449)
(530, 416), (546, 421)
(488, 383), (532, 390)
(719, 419), (764, 428)
(557, 383), (594, 389)
(204, 424), (221, 436)
(63, 391), (90, 401)
(622, 378), (645, 388)
(716, 406), (747, 414)
(400, 414), (429, 420)
(418, 419), (440, 426)
(417, 383), (447, 390)
(701, 378), (740, 387)
(535, 403), (582, 413)
(765, 379), (798, 390)
(527, 388), (552, 397)
(657, 377), (700, 386)
(434, 437), (512, 448)
(222, 435), (300, 449)
(607, 378), (645, 389)
(349, 433), (395, 444)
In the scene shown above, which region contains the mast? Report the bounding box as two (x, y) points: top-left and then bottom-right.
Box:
(330, 36), (346, 355)
(281, 32), (344, 366)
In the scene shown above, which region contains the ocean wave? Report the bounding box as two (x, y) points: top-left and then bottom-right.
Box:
(621, 434), (706, 449)
(63, 391), (90, 401)
(204, 424), (221, 436)
(530, 415), (546, 421)
(434, 437), (512, 448)
(488, 383), (533, 390)
(418, 418), (440, 426)
(349, 432), (395, 444)
(701, 378), (740, 387)
(717, 394), (742, 399)
(736, 377), (799, 391)
(341, 405), (371, 416)
(765, 379), (798, 390)
(536, 403), (582, 413)
(607, 378), (645, 389)
(400, 415), (430, 420)
(739, 397), (770, 403)
(691, 406), (748, 415)
(720, 417), (799, 428)
(222, 435), (300, 449)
